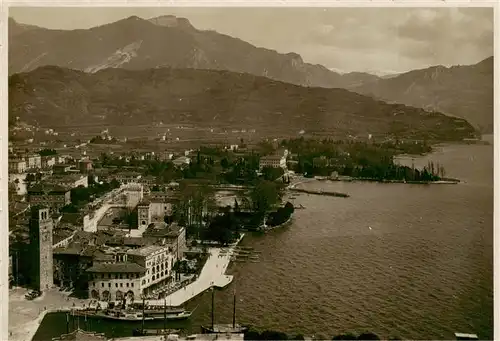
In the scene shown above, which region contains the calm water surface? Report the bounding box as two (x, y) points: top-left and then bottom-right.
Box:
(34, 141), (493, 340)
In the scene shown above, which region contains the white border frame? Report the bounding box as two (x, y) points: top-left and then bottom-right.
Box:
(0, 2), (498, 341)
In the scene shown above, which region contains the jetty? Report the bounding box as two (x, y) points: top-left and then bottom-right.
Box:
(289, 187), (349, 198)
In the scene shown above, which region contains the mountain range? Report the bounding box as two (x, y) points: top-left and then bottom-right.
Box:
(9, 65), (476, 142)
(8, 15), (493, 133)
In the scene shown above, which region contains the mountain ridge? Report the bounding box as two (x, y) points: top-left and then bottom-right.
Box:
(8, 15), (493, 132)
(9, 65), (476, 142)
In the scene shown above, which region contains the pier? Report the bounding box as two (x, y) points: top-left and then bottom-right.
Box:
(289, 187), (349, 198)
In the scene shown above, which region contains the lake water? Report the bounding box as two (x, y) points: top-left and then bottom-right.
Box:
(34, 139), (493, 340)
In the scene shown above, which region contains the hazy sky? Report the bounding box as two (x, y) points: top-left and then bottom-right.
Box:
(9, 7), (494, 74)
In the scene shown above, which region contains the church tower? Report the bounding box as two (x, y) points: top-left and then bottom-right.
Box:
(29, 206), (54, 291)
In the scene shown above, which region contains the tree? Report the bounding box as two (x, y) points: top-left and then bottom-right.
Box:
(357, 333), (380, 340)
(332, 334), (357, 340)
(250, 180), (281, 216)
(38, 148), (57, 156)
(110, 179), (121, 189)
(220, 158), (230, 169)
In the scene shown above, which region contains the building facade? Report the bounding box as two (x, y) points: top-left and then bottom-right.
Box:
(87, 263), (145, 302)
(8, 159), (27, 174)
(259, 155), (287, 169)
(28, 185), (71, 211)
(127, 245), (175, 296)
(26, 154), (42, 169)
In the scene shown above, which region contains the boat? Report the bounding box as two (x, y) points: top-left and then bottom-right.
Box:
(133, 329), (182, 336)
(201, 286), (248, 334)
(74, 310), (155, 322)
(455, 332), (478, 340)
(145, 309), (194, 321)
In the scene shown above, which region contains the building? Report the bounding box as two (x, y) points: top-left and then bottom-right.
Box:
(159, 151), (174, 161)
(53, 242), (94, 290)
(28, 184), (71, 211)
(259, 155), (287, 169)
(143, 222), (187, 260)
(47, 174), (89, 189)
(9, 159), (27, 174)
(53, 164), (75, 175)
(42, 156), (57, 168)
(127, 245), (175, 296)
(29, 206), (54, 291)
(26, 154), (42, 169)
(137, 194), (176, 229)
(87, 262), (146, 302)
(111, 171), (142, 184)
(79, 159), (93, 173)
(173, 156), (191, 167)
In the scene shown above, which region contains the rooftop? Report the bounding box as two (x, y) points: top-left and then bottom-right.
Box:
(86, 262), (146, 273)
(127, 245), (167, 257)
(260, 155), (284, 161)
(28, 183), (70, 193)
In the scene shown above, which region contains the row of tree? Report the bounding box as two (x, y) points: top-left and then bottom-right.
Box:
(282, 138), (446, 182)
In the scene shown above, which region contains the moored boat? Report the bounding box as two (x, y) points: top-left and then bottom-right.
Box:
(133, 328), (182, 336)
(74, 310), (154, 321)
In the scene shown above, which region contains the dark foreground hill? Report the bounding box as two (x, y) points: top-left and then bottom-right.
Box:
(9, 66), (476, 141)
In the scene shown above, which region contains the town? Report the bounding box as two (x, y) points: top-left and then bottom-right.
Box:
(9, 118), (462, 341)
(8, 123), (308, 341)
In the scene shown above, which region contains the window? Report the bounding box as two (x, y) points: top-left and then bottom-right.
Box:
(93, 282), (95, 287)
(101, 283), (104, 288)
(142, 280), (146, 285)
(120, 283), (123, 287)
(126, 283), (129, 287)
(152, 275), (155, 280)
(115, 283), (118, 288)
(131, 283), (134, 287)
(108, 283), (111, 288)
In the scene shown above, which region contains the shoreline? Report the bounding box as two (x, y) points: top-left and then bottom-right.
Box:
(10, 234), (246, 341)
(9, 288), (88, 341)
(263, 215), (293, 232)
(329, 177), (460, 185)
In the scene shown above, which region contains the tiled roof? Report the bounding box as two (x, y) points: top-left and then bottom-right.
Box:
(86, 262), (146, 273)
(28, 183), (70, 193)
(127, 245), (166, 257)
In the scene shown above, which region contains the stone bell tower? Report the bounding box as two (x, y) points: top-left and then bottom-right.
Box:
(29, 206), (54, 291)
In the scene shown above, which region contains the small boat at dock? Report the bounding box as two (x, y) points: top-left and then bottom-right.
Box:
(133, 328), (182, 336)
(455, 333), (478, 340)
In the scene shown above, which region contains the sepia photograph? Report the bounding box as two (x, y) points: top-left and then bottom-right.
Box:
(5, 5), (495, 341)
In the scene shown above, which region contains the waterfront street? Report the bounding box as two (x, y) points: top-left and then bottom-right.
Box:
(146, 234), (245, 307)
(8, 287), (87, 341)
(9, 234), (245, 341)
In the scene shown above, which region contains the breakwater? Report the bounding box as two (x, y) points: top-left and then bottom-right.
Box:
(289, 187), (350, 198)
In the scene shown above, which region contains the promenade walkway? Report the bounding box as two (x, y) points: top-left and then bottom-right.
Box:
(146, 234), (245, 307)
(9, 287), (87, 341)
